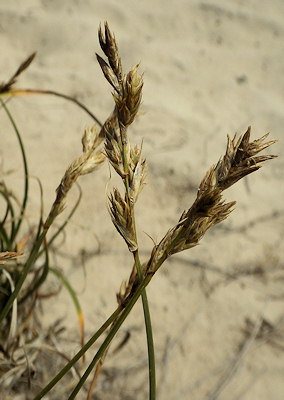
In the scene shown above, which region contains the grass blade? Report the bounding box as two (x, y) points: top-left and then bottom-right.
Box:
(0, 226), (48, 325)
(2, 89), (103, 128)
(2, 269), (17, 349)
(33, 305), (123, 399)
(67, 273), (153, 399)
(0, 189), (14, 250)
(1, 99), (29, 245)
(19, 235), (49, 303)
(0, 186), (16, 244)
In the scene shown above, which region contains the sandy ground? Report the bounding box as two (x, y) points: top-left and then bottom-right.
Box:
(1, 0), (284, 399)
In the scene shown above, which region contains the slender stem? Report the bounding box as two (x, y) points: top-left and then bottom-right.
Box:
(1, 100), (29, 245)
(134, 251), (156, 400)
(33, 306), (122, 400)
(0, 189), (14, 250)
(68, 273), (153, 399)
(0, 203), (58, 324)
(19, 237), (49, 303)
(0, 222), (11, 250)
(3, 89), (103, 128)
(0, 228), (47, 324)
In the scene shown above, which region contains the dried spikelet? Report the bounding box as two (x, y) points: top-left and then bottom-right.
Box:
(96, 22), (122, 94)
(109, 188), (137, 251)
(128, 146), (147, 203)
(0, 252), (21, 265)
(80, 151), (105, 175)
(211, 127), (277, 191)
(98, 22), (122, 83)
(96, 28), (143, 129)
(82, 125), (102, 152)
(0, 52), (36, 93)
(52, 154), (90, 216)
(97, 22), (144, 191)
(96, 54), (120, 93)
(146, 199), (235, 273)
(104, 119), (125, 177)
(145, 128), (276, 274)
(113, 65), (143, 128)
(46, 128), (105, 226)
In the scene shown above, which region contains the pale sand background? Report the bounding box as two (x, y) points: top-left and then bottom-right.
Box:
(1, 0), (284, 399)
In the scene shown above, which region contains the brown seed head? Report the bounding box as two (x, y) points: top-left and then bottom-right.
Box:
(146, 128), (276, 274)
(98, 22), (122, 82)
(50, 126), (105, 219)
(109, 188), (138, 251)
(113, 65), (143, 128)
(202, 126), (277, 192)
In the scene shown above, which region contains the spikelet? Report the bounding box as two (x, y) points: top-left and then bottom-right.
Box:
(0, 252), (21, 265)
(145, 127), (276, 275)
(96, 22), (143, 129)
(109, 188), (137, 251)
(82, 125), (102, 152)
(211, 126), (277, 191)
(128, 145), (147, 203)
(46, 125), (105, 228)
(98, 22), (122, 83)
(104, 120), (125, 177)
(113, 65), (143, 128)
(0, 52), (36, 93)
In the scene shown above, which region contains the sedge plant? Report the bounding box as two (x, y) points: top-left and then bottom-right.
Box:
(34, 23), (276, 400)
(0, 22), (277, 400)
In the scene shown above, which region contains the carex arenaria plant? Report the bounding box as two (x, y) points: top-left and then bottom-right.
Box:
(2, 22), (276, 400)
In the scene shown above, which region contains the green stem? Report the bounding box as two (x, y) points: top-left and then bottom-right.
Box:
(1, 100), (29, 245)
(0, 187), (16, 249)
(0, 204), (58, 324)
(19, 237), (49, 303)
(134, 251), (156, 400)
(0, 228), (47, 324)
(0, 189), (14, 250)
(33, 306), (122, 400)
(4, 89), (103, 128)
(67, 273), (153, 399)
